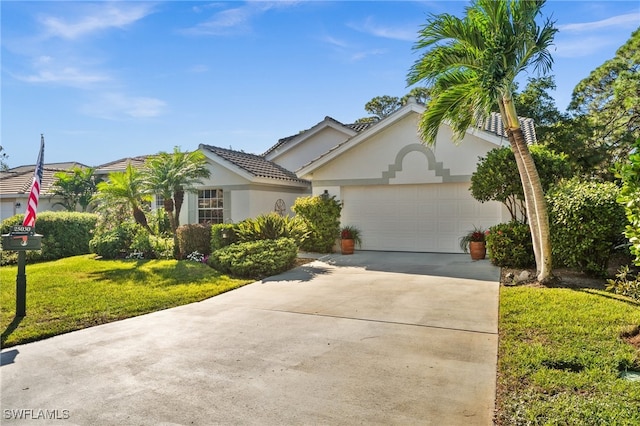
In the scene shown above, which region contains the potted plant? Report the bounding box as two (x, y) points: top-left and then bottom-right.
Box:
(340, 225), (362, 255)
(459, 226), (488, 260)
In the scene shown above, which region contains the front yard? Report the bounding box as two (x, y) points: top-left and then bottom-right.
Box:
(495, 282), (640, 424)
(0, 255), (252, 347)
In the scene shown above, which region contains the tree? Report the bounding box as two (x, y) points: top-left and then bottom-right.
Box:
(566, 28), (639, 172)
(512, 76), (563, 140)
(93, 164), (153, 233)
(471, 146), (572, 222)
(0, 146), (8, 171)
(143, 147), (211, 257)
(407, 0), (557, 282)
(51, 167), (100, 212)
(356, 88), (432, 123)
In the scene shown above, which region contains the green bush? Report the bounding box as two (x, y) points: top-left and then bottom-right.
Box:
(208, 238), (297, 279)
(486, 221), (535, 268)
(149, 235), (174, 259)
(210, 224), (238, 251)
(606, 266), (640, 301)
(616, 138), (640, 265)
(1, 212), (98, 263)
(235, 213), (309, 246)
(547, 179), (627, 276)
(176, 224), (212, 257)
(89, 222), (139, 259)
(292, 195), (342, 253)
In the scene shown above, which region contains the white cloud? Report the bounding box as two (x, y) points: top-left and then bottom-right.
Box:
(15, 62), (110, 88)
(40, 3), (155, 40)
(558, 12), (640, 33)
(554, 36), (616, 58)
(82, 93), (167, 120)
(347, 17), (417, 41)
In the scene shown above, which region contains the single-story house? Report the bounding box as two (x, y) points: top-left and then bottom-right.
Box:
(1, 98), (536, 253)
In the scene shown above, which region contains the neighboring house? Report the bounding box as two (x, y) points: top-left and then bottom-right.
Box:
(0, 162), (88, 221)
(1, 99), (536, 254)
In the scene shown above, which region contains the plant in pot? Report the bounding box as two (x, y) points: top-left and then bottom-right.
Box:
(340, 225), (362, 255)
(459, 226), (488, 260)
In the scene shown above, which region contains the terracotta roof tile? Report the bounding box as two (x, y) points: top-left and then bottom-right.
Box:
(480, 112), (537, 144)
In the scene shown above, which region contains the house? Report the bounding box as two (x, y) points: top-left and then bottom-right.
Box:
(1, 98), (535, 254)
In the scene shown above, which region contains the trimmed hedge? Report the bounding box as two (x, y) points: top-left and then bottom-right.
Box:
(177, 223), (212, 257)
(292, 195), (342, 253)
(208, 237), (297, 279)
(210, 224), (238, 251)
(547, 179), (627, 276)
(1, 212), (98, 263)
(486, 221), (535, 268)
(89, 222), (139, 259)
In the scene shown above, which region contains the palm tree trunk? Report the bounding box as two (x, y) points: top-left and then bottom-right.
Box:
(173, 189), (184, 229)
(163, 198), (177, 233)
(132, 206), (153, 234)
(501, 97), (553, 283)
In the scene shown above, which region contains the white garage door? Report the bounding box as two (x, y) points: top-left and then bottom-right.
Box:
(341, 183), (501, 253)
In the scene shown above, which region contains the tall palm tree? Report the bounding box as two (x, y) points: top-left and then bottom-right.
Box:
(407, 0), (557, 282)
(93, 164), (153, 233)
(144, 147), (211, 234)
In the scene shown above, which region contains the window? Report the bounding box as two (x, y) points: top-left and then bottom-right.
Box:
(198, 189), (223, 224)
(155, 195), (164, 210)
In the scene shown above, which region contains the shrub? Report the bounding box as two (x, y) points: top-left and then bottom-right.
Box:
(176, 224), (212, 257)
(1, 212), (98, 263)
(486, 221), (535, 268)
(149, 235), (174, 259)
(292, 195), (342, 253)
(210, 224), (238, 251)
(235, 213), (309, 246)
(208, 238), (297, 279)
(606, 265), (640, 301)
(547, 179), (627, 276)
(616, 138), (640, 265)
(89, 222), (139, 259)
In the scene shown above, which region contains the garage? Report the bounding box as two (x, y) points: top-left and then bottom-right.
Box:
(340, 183), (502, 253)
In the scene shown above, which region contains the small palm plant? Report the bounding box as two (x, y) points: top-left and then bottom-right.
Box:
(340, 225), (362, 248)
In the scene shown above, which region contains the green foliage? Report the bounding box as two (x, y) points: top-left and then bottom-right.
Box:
(148, 208), (171, 236)
(547, 179), (627, 275)
(210, 224), (238, 251)
(616, 138), (640, 265)
(1, 212), (98, 263)
(236, 212), (309, 246)
(51, 167), (100, 212)
(292, 195), (342, 253)
(89, 221), (139, 259)
(471, 145), (572, 221)
(486, 222), (535, 268)
(176, 224), (212, 257)
(149, 235), (174, 259)
(459, 226), (487, 253)
(340, 225), (362, 247)
(606, 266), (640, 301)
(512, 76), (564, 140)
(209, 238), (298, 279)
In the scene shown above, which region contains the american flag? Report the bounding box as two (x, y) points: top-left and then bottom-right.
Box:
(22, 135), (45, 227)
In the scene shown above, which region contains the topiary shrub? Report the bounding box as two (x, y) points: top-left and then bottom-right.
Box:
(176, 223), (212, 257)
(1, 212), (98, 263)
(208, 237), (297, 279)
(292, 195), (342, 253)
(211, 224), (238, 251)
(547, 179), (627, 276)
(235, 213), (309, 246)
(89, 221), (139, 259)
(485, 221), (535, 268)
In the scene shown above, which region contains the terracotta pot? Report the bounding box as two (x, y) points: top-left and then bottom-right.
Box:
(341, 238), (355, 255)
(469, 241), (486, 260)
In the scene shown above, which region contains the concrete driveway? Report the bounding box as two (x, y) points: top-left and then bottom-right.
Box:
(1, 252), (500, 425)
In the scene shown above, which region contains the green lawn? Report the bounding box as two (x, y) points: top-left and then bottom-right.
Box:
(496, 285), (640, 425)
(1, 255), (252, 347)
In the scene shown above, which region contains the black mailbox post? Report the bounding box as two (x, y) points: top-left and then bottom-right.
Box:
(1, 226), (42, 317)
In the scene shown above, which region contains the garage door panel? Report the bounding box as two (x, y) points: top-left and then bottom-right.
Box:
(342, 184), (500, 253)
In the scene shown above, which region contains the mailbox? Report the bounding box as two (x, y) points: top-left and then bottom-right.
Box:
(1, 226), (42, 251)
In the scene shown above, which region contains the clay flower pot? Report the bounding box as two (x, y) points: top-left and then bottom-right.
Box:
(469, 241), (487, 260)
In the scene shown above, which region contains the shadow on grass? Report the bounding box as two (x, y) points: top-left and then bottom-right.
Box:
(87, 260), (224, 287)
(1, 316), (24, 348)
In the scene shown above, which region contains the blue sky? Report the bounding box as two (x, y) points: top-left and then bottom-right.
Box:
(2, 1), (639, 168)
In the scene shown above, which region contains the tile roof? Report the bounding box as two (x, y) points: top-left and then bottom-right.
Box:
(5, 162), (88, 175)
(0, 167), (66, 195)
(94, 156), (150, 174)
(202, 145), (309, 184)
(479, 112), (537, 144)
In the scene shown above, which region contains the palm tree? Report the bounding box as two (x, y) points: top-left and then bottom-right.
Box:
(93, 164), (153, 233)
(407, 0), (557, 282)
(143, 147), (211, 234)
(51, 167), (100, 212)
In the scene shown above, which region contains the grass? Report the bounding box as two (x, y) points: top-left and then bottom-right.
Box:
(496, 285), (640, 425)
(1, 255), (252, 347)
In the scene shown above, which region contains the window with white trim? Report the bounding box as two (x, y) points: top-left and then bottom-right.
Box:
(198, 189), (223, 224)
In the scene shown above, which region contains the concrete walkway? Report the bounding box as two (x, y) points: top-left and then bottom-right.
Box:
(1, 252), (500, 425)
